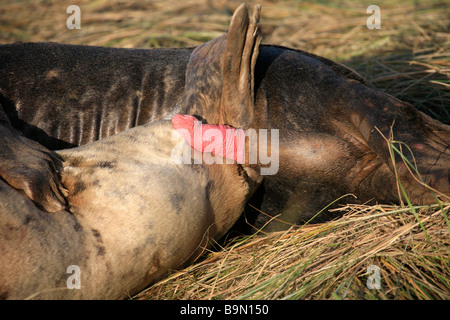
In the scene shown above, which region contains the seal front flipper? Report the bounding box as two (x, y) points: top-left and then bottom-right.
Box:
(180, 3), (261, 128)
(0, 123), (68, 212)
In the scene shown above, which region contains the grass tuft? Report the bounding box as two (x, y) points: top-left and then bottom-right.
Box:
(135, 203), (450, 300)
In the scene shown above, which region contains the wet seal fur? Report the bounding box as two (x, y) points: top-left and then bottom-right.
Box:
(0, 3), (449, 232)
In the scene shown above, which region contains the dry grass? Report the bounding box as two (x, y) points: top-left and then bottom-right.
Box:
(1, 0), (449, 300)
(135, 203), (450, 300)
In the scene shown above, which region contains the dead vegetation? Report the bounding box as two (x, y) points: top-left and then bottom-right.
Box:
(135, 204), (450, 300)
(1, 0), (449, 300)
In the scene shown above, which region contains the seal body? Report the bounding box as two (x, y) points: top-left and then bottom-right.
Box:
(0, 5), (263, 299)
(0, 4), (448, 231)
(0, 120), (261, 299)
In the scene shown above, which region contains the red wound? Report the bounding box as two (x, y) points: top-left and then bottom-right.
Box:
(172, 114), (245, 163)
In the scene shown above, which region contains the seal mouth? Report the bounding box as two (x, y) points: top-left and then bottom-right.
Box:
(172, 114), (246, 163)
